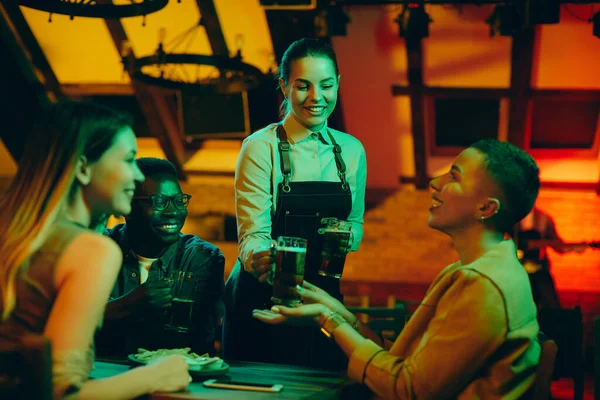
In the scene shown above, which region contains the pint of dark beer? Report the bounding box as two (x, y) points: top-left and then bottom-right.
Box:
(271, 236), (307, 306)
(165, 271), (197, 332)
(318, 219), (352, 278)
(169, 298), (194, 331)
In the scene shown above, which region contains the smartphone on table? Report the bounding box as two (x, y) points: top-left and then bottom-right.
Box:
(203, 378), (283, 393)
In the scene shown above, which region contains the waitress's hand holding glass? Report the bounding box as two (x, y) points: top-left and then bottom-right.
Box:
(269, 236), (307, 306)
(248, 244), (277, 283)
(164, 271), (198, 332)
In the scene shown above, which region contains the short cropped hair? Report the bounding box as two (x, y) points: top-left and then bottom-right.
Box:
(136, 157), (178, 181)
(470, 139), (540, 233)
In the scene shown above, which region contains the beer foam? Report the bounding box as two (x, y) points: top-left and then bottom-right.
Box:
(277, 246), (307, 253)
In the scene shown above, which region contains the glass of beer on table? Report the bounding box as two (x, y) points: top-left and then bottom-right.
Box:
(271, 236), (307, 306)
(317, 218), (352, 278)
(165, 270), (197, 332)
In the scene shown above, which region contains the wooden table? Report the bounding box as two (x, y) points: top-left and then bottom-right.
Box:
(91, 360), (371, 399)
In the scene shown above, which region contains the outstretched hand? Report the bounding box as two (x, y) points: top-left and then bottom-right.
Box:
(252, 302), (331, 327)
(298, 281), (345, 314)
(252, 280), (352, 327)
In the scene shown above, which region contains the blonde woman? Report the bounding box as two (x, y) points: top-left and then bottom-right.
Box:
(0, 101), (190, 399)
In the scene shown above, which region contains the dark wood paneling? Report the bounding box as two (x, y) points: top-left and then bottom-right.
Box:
(392, 87), (600, 101)
(406, 36), (428, 189)
(392, 86), (509, 98)
(507, 26), (536, 150)
(196, 0), (229, 56)
(399, 175), (433, 184)
(532, 90), (600, 102)
(0, 3), (52, 161)
(103, 18), (188, 180)
(1, 2), (62, 101)
(61, 84), (135, 97)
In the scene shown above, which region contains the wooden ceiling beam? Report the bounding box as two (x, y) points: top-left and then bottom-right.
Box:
(405, 36), (428, 190)
(392, 86), (510, 98)
(195, 0), (229, 56)
(0, 3), (54, 162)
(103, 18), (188, 180)
(0, 2), (62, 102)
(507, 26), (536, 150)
(61, 83), (135, 97)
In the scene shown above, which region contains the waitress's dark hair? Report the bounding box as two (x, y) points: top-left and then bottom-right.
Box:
(278, 38), (340, 117)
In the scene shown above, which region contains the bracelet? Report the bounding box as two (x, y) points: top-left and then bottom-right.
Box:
(320, 311), (348, 340)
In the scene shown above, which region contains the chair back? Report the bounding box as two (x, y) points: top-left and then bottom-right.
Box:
(537, 306), (584, 400)
(0, 335), (52, 400)
(347, 302), (406, 340)
(532, 338), (557, 400)
(594, 316), (600, 400)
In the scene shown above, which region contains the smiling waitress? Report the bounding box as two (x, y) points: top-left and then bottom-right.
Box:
(223, 38), (367, 369)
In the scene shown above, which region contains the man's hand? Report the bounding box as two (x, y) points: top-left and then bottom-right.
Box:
(104, 279), (173, 323)
(129, 279), (173, 310)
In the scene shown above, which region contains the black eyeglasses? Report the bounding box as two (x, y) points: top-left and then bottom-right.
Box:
(133, 193), (192, 211)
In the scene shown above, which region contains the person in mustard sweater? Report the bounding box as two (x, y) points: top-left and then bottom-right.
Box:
(253, 139), (541, 399)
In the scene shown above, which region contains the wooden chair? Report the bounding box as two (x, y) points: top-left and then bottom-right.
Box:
(594, 316), (600, 400)
(347, 302), (406, 341)
(0, 335), (52, 400)
(533, 338), (558, 400)
(537, 306), (584, 400)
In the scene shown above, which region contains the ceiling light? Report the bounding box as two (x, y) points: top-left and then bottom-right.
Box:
(397, 5), (431, 40)
(486, 5), (522, 37)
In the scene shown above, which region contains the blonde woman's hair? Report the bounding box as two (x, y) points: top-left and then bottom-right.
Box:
(0, 100), (133, 320)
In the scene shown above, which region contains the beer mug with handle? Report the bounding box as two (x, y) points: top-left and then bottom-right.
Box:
(271, 236), (307, 306)
(318, 218), (352, 278)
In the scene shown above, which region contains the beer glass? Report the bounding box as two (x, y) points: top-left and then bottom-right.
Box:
(271, 236), (307, 306)
(318, 218), (352, 278)
(165, 270), (197, 332)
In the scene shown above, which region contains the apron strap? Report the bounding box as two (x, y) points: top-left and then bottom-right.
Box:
(276, 124), (349, 192)
(276, 124), (292, 193)
(326, 130), (349, 191)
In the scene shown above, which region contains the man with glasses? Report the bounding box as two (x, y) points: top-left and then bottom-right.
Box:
(96, 157), (225, 358)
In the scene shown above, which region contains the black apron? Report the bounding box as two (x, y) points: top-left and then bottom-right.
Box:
(223, 124), (352, 369)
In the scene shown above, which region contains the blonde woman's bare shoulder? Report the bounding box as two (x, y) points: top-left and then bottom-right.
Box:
(55, 231), (122, 287)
